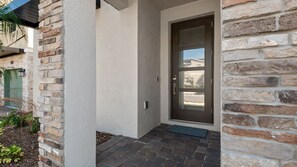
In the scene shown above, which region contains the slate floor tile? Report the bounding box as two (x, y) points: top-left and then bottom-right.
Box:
(96, 124), (220, 167)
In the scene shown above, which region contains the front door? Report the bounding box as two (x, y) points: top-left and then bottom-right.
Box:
(4, 69), (23, 108)
(171, 16), (214, 124)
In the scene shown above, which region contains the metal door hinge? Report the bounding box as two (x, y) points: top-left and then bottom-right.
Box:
(211, 78), (213, 85)
(211, 21), (214, 27)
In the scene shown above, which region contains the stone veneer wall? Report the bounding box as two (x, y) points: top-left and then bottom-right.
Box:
(38, 0), (64, 166)
(222, 0), (297, 167)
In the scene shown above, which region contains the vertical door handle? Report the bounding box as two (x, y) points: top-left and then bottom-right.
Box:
(173, 83), (177, 95)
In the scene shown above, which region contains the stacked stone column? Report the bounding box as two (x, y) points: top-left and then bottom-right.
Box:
(38, 0), (64, 166)
(221, 0), (297, 166)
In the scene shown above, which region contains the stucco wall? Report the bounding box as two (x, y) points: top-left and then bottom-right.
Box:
(137, 0), (161, 138)
(64, 0), (96, 166)
(160, 0), (221, 132)
(96, 0), (138, 138)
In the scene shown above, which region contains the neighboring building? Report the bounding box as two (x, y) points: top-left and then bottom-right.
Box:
(0, 26), (36, 110)
(5, 0), (297, 166)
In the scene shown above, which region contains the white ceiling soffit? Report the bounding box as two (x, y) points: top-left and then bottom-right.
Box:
(154, 0), (199, 10)
(104, 0), (129, 10)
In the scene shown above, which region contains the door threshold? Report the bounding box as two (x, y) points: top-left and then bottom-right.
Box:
(170, 119), (214, 126)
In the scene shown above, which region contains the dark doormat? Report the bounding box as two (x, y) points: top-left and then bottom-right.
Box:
(168, 125), (208, 138)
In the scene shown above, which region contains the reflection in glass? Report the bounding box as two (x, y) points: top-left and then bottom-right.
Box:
(180, 48), (205, 68)
(179, 26), (205, 47)
(179, 71), (204, 89)
(179, 92), (204, 111)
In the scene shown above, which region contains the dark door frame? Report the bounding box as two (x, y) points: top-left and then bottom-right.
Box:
(170, 15), (214, 124)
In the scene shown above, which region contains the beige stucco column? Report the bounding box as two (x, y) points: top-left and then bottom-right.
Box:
(38, 0), (96, 166)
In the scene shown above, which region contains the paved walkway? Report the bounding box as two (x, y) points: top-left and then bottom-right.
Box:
(96, 124), (220, 167)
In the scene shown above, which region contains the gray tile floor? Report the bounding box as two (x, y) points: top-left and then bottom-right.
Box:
(96, 124), (221, 167)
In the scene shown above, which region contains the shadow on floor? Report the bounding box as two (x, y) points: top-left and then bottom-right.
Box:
(96, 124), (220, 167)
